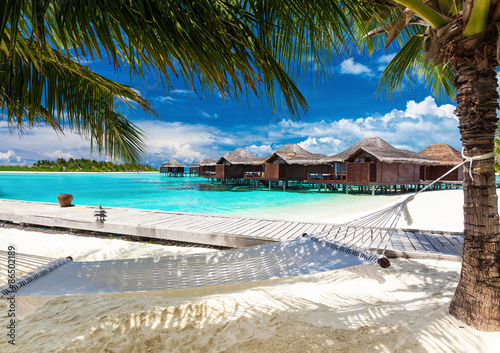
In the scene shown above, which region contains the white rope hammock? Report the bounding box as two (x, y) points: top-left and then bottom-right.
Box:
(0, 152), (492, 319)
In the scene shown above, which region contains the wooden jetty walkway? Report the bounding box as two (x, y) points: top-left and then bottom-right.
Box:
(0, 199), (463, 260)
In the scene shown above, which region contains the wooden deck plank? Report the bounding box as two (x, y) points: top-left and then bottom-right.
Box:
(420, 232), (454, 255)
(281, 223), (310, 240)
(265, 221), (296, 238)
(387, 233), (407, 252)
(447, 235), (464, 249)
(240, 220), (275, 237)
(301, 224), (321, 237)
(405, 232), (428, 253)
(272, 222), (302, 239)
(220, 217), (259, 232)
(287, 223), (315, 240)
(0, 199), (463, 258)
(174, 216), (227, 230)
(188, 217), (237, 232)
(397, 232), (417, 252)
(155, 215), (207, 227)
(225, 219), (264, 234)
(434, 234), (462, 257)
(413, 232), (438, 253)
(256, 221), (289, 238)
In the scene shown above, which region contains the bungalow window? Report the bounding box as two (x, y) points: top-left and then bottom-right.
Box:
(273, 159), (285, 164)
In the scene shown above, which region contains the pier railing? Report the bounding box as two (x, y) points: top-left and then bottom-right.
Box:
(308, 173), (346, 182)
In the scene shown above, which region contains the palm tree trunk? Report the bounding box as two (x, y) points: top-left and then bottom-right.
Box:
(448, 29), (500, 331)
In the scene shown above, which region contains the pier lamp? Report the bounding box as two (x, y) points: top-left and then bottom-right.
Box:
(94, 205), (107, 223)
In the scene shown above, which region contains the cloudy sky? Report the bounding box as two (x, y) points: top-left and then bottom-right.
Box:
(0, 51), (461, 167)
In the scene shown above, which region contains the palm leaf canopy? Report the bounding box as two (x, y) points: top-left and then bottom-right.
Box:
(1, 0), (379, 163)
(350, 0), (500, 99)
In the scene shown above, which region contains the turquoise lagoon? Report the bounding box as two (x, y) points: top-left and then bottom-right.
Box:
(0, 172), (400, 222)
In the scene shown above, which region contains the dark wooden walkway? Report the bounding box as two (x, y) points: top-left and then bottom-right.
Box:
(0, 199), (462, 260)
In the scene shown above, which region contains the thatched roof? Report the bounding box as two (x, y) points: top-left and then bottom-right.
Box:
(322, 137), (439, 165)
(189, 162), (200, 168)
(199, 158), (218, 166)
(419, 143), (462, 166)
(265, 144), (327, 165)
(159, 159), (186, 168)
(217, 148), (266, 165)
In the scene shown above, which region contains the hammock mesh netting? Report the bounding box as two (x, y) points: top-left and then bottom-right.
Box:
(1, 151), (486, 319)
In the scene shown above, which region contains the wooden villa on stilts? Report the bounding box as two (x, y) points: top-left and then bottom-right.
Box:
(308, 137), (440, 194)
(215, 148), (267, 183)
(199, 158), (218, 179)
(244, 144), (327, 189)
(419, 143), (464, 187)
(159, 159), (186, 177)
(188, 162), (200, 176)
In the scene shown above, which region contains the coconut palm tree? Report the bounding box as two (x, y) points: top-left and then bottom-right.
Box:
(4, 0), (498, 331)
(349, 0), (500, 331)
(1, 0), (354, 163)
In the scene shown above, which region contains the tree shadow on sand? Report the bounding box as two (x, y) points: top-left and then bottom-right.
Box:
(2, 258), (496, 353)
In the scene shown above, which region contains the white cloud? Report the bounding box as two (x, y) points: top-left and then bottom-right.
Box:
(136, 120), (233, 165)
(159, 143), (204, 164)
(0, 150), (23, 165)
(245, 144), (274, 156)
(340, 58), (373, 76)
(44, 150), (75, 160)
(0, 150), (16, 160)
(0, 96), (461, 167)
(298, 137), (342, 155)
(265, 96), (460, 153)
(172, 89), (192, 96)
(200, 110), (219, 119)
(154, 96), (178, 103)
(404, 96), (457, 120)
(378, 54), (396, 64)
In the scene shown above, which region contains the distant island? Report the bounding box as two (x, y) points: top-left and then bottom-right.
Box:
(0, 158), (157, 172)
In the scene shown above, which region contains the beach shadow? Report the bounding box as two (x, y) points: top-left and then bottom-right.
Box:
(4, 258), (495, 353)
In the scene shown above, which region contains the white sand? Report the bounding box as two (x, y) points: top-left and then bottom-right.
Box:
(1, 189), (500, 352)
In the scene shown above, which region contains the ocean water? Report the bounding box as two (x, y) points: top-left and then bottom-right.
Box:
(0, 172), (400, 221)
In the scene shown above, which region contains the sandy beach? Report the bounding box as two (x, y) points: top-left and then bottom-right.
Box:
(1, 189), (500, 352)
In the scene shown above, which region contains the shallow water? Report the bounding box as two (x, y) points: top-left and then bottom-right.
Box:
(0, 172), (399, 222)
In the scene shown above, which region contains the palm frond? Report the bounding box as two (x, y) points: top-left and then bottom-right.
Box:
(0, 37), (153, 163)
(376, 25), (454, 99)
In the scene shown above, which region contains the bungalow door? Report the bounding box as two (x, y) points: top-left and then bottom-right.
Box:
(346, 163), (369, 183)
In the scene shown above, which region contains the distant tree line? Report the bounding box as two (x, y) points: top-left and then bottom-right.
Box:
(0, 158), (156, 172)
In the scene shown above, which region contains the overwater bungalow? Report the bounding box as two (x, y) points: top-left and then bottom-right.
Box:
(419, 143), (463, 182)
(215, 148), (266, 181)
(309, 137), (439, 193)
(244, 144), (327, 187)
(199, 158), (218, 178)
(188, 162), (200, 176)
(159, 159), (186, 176)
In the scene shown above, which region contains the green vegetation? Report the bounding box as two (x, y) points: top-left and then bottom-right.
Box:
(0, 158), (156, 172)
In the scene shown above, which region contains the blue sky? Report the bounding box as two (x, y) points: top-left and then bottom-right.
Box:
(0, 51), (461, 167)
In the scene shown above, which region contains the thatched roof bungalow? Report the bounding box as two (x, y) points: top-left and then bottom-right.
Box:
(251, 144), (328, 181)
(215, 148), (267, 179)
(199, 158), (218, 177)
(419, 143), (463, 181)
(159, 159), (186, 175)
(316, 137), (439, 185)
(189, 162), (200, 175)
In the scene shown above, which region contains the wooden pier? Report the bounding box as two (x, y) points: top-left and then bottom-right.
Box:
(0, 199), (463, 260)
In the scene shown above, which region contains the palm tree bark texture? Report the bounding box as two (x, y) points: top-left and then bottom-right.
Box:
(447, 24), (500, 331)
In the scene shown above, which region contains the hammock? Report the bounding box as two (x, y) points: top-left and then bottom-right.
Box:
(0, 151), (490, 319)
